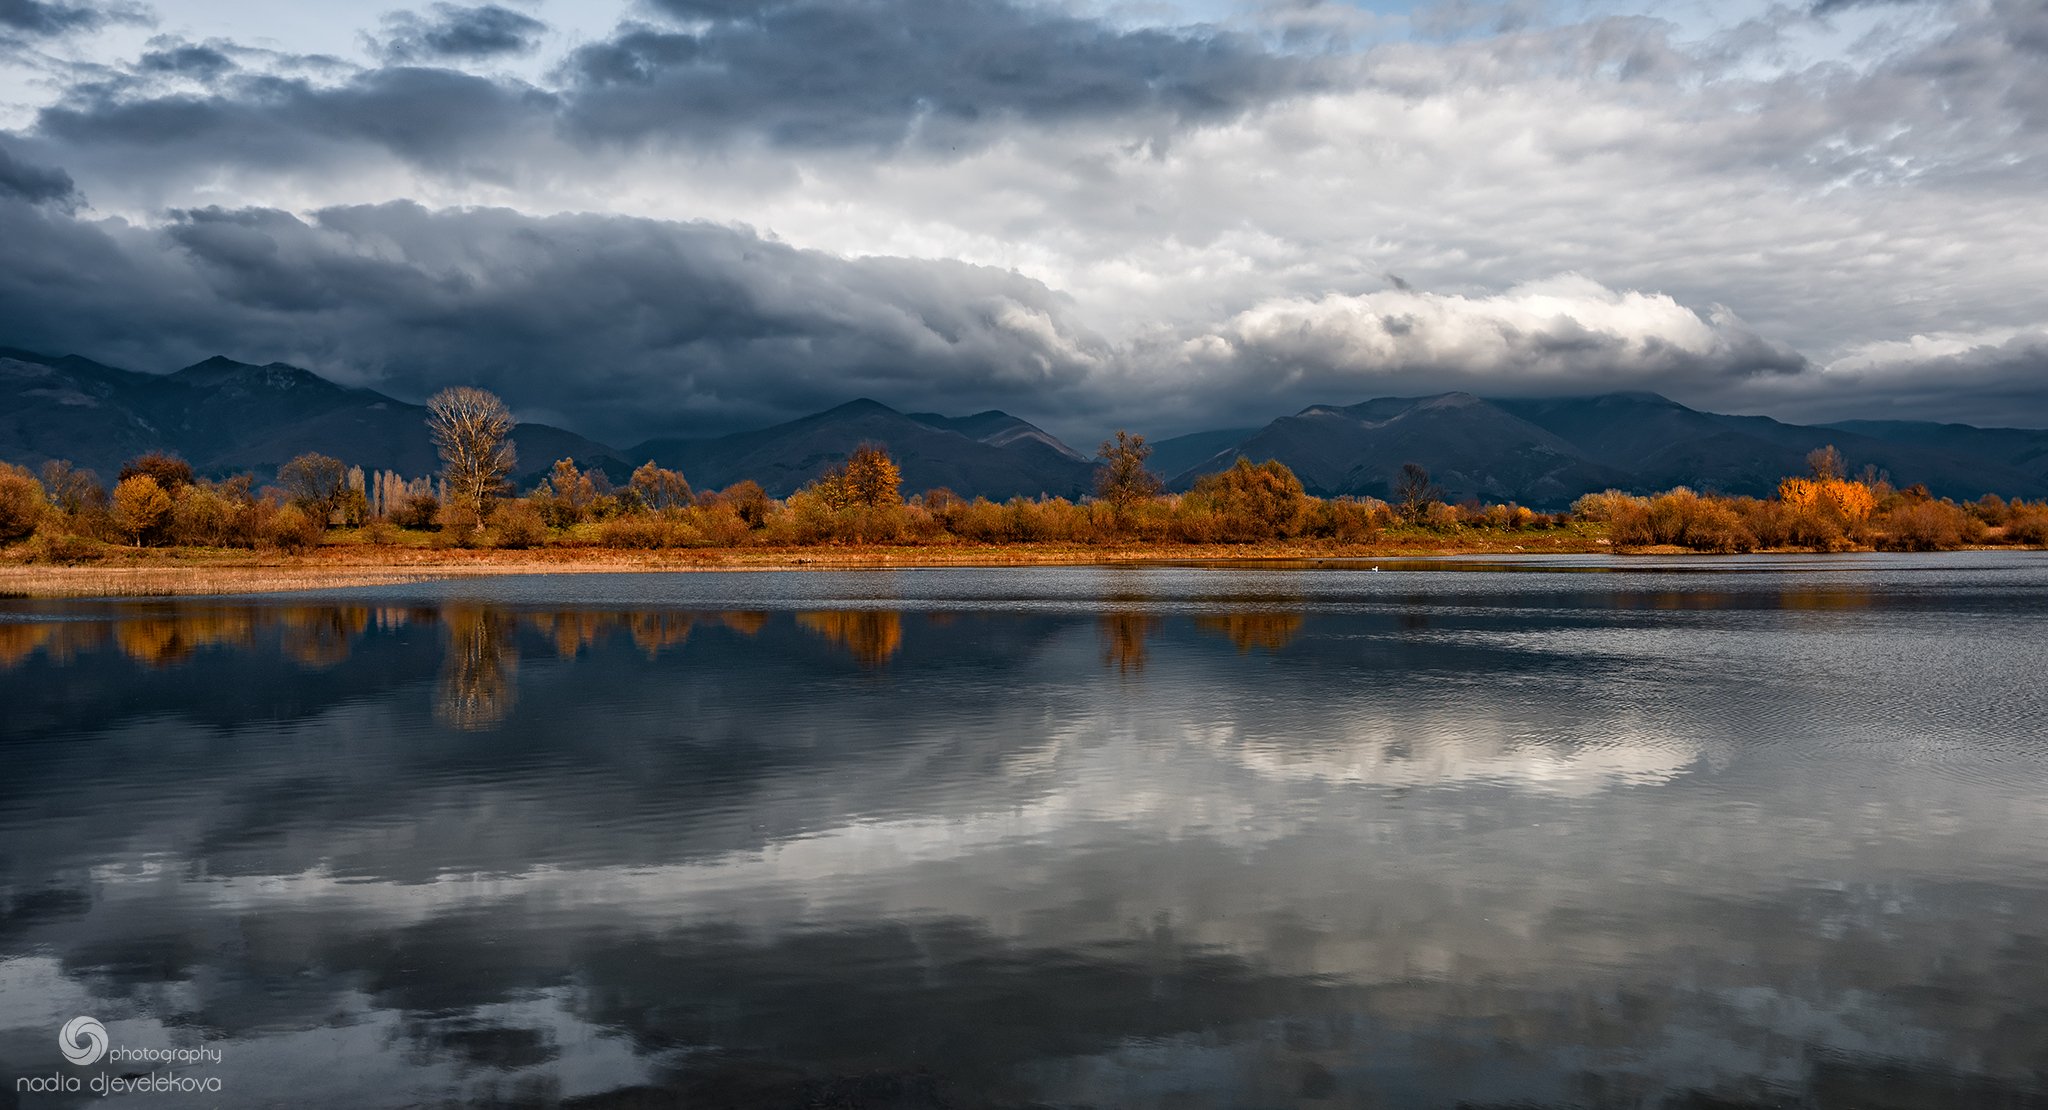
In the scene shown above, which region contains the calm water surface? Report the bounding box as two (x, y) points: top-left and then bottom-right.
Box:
(3, 554), (2048, 1108)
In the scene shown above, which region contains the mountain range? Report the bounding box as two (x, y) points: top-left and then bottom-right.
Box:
(1157, 392), (2048, 504)
(4, 347), (2045, 506)
(1, 348), (622, 486)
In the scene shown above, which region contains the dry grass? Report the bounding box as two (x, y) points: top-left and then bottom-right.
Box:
(0, 529), (1612, 598)
(0, 565), (442, 598)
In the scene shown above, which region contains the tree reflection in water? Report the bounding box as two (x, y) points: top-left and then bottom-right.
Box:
(436, 606), (520, 731)
(795, 611), (903, 667)
(1194, 610), (1304, 653)
(1098, 611), (1162, 674)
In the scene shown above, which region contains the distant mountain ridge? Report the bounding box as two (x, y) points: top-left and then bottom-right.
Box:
(3, 346), (2046, 505)
(1163, 391), (2048, 505)
(629, 398), (1097, 499)
(0, 348), (624, 484)
(0, 349), (1097, 499)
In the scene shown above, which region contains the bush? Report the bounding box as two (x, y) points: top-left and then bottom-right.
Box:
(486, 500), (550, 549)
(19, 523), (106, 563)
(762, 491), (838, 545)
(1413, 501), (1460, 532)
(264, 504), (325, 552)
(1873, 500), (1971, 551)
(1185, 458), (1308, 542)
(720, 480), (772, 527)
(939, 497), (1008, 543)
(1303, 497), (1389, 543)
(1572, 489), (1645, 523)
(2007, 505), (2048, 546)
(692, 503), (754, 547)
(392, 492), (441, 529)
(1612, 488), (1756, 552)
(0, 462), (50, 543)
(437, 501), (483, 545)
(169, 483), (237, 547)
(598, 515), (690, 548)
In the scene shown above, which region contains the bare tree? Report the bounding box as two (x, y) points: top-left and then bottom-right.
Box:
(628, 461), (692, 513)
(1394, 462), (1442, 522)
(427, 387), (517, 528)
(1094, 430), (1164, 524)
(1807, 444), (1845, 481)
(277, 452), (348, 525)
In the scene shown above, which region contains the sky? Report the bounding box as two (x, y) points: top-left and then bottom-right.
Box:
(0, 0), (2043, 446)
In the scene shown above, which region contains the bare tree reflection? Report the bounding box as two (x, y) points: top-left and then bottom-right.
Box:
(436, 606), (519, 731)
(1098, 611), (1162, 674)
(1194, 611), (1304, 653)
(796, 611), (903, 667)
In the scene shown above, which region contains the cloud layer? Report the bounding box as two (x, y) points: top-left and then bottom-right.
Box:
(1, 0), (2045, 440)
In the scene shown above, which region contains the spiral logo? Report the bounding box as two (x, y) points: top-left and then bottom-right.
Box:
(59, 1016), (108, 1066)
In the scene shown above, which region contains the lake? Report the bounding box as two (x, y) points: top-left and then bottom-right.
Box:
(3, 554), (2048, 1108)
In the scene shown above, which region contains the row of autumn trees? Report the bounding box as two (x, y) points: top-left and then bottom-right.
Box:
(0, 386), (517, 556)
(4, 387), (2047, 555)
(1572, 447), (2048, 552)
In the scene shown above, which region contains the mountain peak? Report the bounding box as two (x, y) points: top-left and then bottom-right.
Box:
(820, 397), (901, 418)
(172, 356), (341, 394)
(1604, 390), (1679, 405)
(1415, 391), (1486, 409)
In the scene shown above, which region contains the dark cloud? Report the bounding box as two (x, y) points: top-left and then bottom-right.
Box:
(1772, 332), (2048, 426)
(560, 0), (1323, 151)
(16, 0), (1320, 194)
(136, 42), (237, 80)
(1809, 0), (1922, 16)
(38, 67), (559, 176)
(372, 3), (547, 64)
(0, 0), (141, 37)
(0, 140), (79, 208)
(0, 197), (1105, 442)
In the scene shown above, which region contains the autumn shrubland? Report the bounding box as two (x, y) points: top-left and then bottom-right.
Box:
(5, 408), (2045, 581)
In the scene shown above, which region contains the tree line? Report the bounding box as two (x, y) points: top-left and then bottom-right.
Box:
(3, 389), (2045, 558)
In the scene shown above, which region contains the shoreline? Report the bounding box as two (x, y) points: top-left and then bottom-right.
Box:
(2, 536), (1609, 597)
(1, 536), (2033, 598)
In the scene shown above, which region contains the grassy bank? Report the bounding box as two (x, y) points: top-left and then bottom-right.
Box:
(0, 526), (1612, 598)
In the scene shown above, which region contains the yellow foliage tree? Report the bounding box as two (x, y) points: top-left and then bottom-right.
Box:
(812, 442), (902, 509)
(843, 442), (903, 508)
(112, 474), (173, 545)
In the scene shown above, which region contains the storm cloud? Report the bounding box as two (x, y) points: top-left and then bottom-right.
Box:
(0, 196), (1107, 441)
(0, 0), (143, 39)
(556, 0), (1327, 151)
(372, 3), (548, 64)
(0, 0), (2045, 440)
(0, 139), (76, 206)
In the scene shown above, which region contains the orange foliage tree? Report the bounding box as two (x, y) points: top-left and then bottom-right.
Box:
(1777, 477), (1877, 524)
